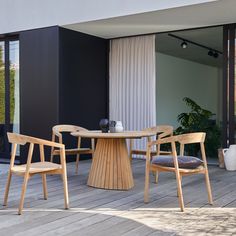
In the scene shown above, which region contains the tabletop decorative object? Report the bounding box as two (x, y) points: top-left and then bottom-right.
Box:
(109, 120), (116, 133)
(99, 118), (109, 133)
(115, 121), (124, 132)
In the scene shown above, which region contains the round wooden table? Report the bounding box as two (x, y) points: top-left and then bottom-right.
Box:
(71, 130), (156, 190)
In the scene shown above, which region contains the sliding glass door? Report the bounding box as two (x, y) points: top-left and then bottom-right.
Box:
(0, 38), (19, 159)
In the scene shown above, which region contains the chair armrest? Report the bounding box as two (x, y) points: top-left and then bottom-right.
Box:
(148, 136), (175, 148)
(32, 137), (65, 149)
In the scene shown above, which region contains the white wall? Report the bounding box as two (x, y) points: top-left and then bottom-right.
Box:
(0, 0), (216, 35)
(156, 52), (222, 128)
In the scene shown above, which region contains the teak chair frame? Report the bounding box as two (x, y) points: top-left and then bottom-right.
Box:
(50, 125), (94, 174)
(144, 132), (213, 212)
(4, 132), (69, 215)
(130, 125), (173, 183)
(129, 125), (174, 161)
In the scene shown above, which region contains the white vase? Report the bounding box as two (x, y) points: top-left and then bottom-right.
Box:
(223, 145), (236, 171)
(115, 121), (124, 132)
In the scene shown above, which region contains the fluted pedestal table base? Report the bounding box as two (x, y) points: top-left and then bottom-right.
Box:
(87, 138), (134, 190)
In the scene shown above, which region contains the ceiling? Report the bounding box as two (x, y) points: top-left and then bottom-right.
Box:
(63, 0), (236, 39)
(156, 26), (223, 67)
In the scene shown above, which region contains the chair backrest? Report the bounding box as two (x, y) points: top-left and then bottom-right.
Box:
(143, 125), (173, 139)
(52, 124), (87, 134)
(52, 124), (88, 144)
(7, 132), (65, 169)
(8, 132), (64, 148)
(175, 132), (206, 144)
(147, 132), (207, 166)
(143, 125), (173, 154)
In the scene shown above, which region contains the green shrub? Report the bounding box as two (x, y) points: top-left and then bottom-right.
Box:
(175, 97), (221, 158)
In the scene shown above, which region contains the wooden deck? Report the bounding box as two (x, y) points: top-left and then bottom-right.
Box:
(0, 160), (235, 235)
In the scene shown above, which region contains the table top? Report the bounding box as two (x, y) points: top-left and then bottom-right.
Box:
(71, 130), (156, 139)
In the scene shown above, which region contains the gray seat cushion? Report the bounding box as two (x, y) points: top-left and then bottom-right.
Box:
(151, 155), (203, 169)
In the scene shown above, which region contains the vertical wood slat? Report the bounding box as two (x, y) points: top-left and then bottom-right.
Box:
(113, 139), (118, 189)
(117, 140), (122, 189)
(109, 139), (114, 189)
(104, 139), (110, 189)
(100, 140), (107, 188)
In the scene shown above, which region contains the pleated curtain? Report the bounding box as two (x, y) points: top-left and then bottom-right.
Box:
(109, 35), (156, 157)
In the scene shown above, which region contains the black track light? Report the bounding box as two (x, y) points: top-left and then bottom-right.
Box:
(181, 41), (187, 49)
(208, 50), (213, 56)
(208, 50), (219, 58)
(169, 34), (222, 59)
(213, 52), (219, 58)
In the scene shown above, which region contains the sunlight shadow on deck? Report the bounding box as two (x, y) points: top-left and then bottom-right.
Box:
(1, 207), (236, 235)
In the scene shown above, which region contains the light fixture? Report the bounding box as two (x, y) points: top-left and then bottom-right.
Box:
(181, 41), (188, 49)
(168, 33), (222, 59)
(213, 52), (219, 58)
(208, 50), (214, 57)
(208, 50), (219, 58)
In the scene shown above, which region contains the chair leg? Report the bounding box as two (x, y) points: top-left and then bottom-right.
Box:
(155, 171), (159, 184)
(177, 175), (182, 197)
(75, 154), (80, 174)
(62, 171), (69, 209)
(42, 174), (48, 200)
(18, 174), (30, 215)
(3, 172), (12, 206)
(144, 171), (150, 203)
(129, 140), (133, 163)
(205, 171), (213, 205)
(175, 171), (184, 212)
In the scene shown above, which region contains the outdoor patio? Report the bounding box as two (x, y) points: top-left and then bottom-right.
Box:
(0, 160), (235, 236)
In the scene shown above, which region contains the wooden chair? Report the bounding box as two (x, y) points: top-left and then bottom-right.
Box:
(130, 125), (173, 183)
(144, 132), (213, 212)
(129, 125), (174, 161)
(3, 132), (69, 215)
(50, 125), (94, 174)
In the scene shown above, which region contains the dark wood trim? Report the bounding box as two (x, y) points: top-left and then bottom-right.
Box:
(222, 25), (228, 147)
(228, 24), (235, 145)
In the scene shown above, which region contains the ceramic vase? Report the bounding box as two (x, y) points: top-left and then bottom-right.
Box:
(223, 145), (236, 171)
(115, 121), (124, 132)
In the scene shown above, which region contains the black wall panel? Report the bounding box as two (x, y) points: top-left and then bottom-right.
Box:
(20, 27), (59, 162)
(58, 28), (108, 156)
(59, 28), (108, 129)
(18, 26), (108, 163)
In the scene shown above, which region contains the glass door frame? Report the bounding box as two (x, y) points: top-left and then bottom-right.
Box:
(222, 24), (236, 147)
(0, 36), (19, 159)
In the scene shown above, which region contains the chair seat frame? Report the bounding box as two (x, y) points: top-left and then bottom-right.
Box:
(4, 132), (69, 215)
(144, 132), (213, 212)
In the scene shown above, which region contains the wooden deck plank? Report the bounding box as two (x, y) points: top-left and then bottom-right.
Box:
(0, 160), (234, 235)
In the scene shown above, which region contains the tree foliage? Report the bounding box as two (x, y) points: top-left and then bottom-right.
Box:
(0, 45), (16, 124)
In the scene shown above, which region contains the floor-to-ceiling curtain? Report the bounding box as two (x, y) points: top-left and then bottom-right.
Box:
(109, 35), (156, 157)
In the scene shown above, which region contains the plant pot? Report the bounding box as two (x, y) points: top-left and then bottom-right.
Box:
(218, 148), (225, 169)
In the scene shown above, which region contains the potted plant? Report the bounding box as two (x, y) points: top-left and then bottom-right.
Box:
(175, 97), (221, 158)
